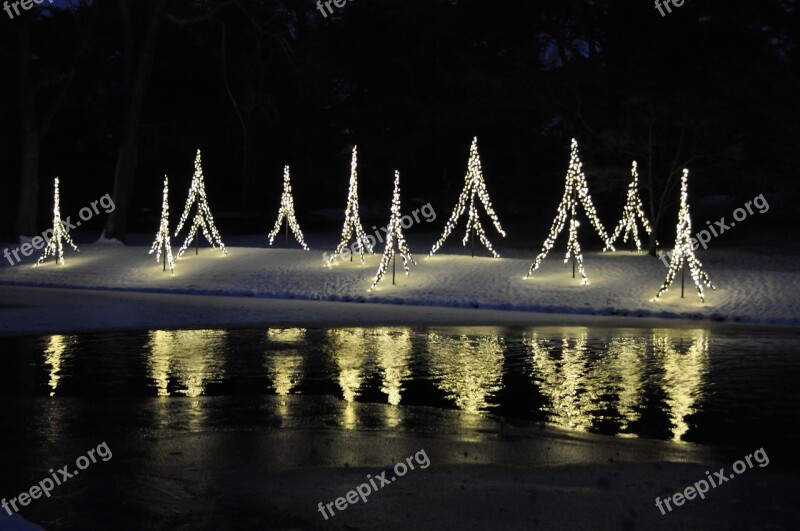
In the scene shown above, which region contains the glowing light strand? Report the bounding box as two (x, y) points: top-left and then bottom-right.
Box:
(606, 161), (653, 252)
(370, 171), (416, 290)
(327, 146), (373, 266)
(36, 177), (79, 266)
(525, 139), (612, 284)
(149, 175), (175, 272)
(175, 149), (227, 257)
(267, 165), (309, 250)
(651, 169), (715, 302)
(430, 137), (506, 257)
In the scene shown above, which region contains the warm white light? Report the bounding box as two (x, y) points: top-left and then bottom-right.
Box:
(526, 139), (612, 284)
(36, 177), (79, 266)
(327, 146), (373, 265)
(175, 149), (227, 257)
(370, 171), (416, 290)
(268, 165), (309, 250)
(651, 170), (715, 302)
(149, 175), (175, 272)
(430, 137), (506, 257)
(606, 161), (653, 252)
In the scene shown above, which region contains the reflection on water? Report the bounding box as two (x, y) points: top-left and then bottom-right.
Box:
(655, 331), (709, 441)
(44, 335), (74, 397)
(147, 330), (227, 397)
(604, 337), (648, 432)
(427, 333), (505, 413)
(16, 325), (794, 446)
(525, 332), (604, 431)
(326, 329), (373, 403)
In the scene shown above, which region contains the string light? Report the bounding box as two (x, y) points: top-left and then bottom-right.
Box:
(430, 137), (506, 257)
(36, 177), (79, 266)
(267, 165), (309, 250)
(370, 171), (416, 290)
(606, 161), (653, 252)
(651, 169), (715, 302)
(149, 175), (175, 273)
(175, 149), (227, 257)
(327, 146), (373, 266)
(525, 139), (612, 284)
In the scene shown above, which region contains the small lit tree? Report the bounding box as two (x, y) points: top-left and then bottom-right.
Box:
(651, 169), (714, 302)
(430, 137), (506, 257)
(149, 175), (175, 272)
(267, 165), (309, 250)
(36, 177), (79, 266)
(327, 146), (372, 265)
(370, 171), (416, 289)
(606, 161), (652, 252)
(526, 139), (612, 284)
(175, 149), (227, 257)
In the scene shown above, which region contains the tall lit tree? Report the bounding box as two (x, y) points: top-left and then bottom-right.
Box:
(525, 139), (612, 284)
(430, 137), (506, 258)
(327, 146), (372, 265)
(370, 171), (416, 290)
(652, 169), (714, 302)
(175, 149), (227, 257)
(36, 177), (79, 266)
(149, 175), (174, 272)
(606, 161), (652, 252)
(267, 165), (309, 250)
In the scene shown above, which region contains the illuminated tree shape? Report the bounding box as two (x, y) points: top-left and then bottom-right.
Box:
(268, 165), (309, 250)
(36, 177), (79, 266)
(606, 161), (652, 252)
(175, 149), (227, 257)
(370, 171), (416, 290)
(525, 139), (612, 284)
(652, 169), (714, 302)
(430, 137), (506, 257)
(327, 146), (373, 265)
(149, 175), (175, 272)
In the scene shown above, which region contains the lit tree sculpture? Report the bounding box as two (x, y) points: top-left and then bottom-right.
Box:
(525, 139), (612, 284)
(370, 171), (416, 290)
(430, 137), (506, 257)
(652, 169), (714, 302)
(175, 149), (227, 257)
(606, 161), (652, 252)
(149, 175), (175, 272)
(268, 165), (309, 250)
(36, 177), (79, 266)
(327, 146), (372, 265)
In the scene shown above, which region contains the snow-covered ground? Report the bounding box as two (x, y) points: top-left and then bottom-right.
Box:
(1, 234), (797, 327)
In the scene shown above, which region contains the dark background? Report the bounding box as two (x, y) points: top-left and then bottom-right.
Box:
(0, 0), (797, 248)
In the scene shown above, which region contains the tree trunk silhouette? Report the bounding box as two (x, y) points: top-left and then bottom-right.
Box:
(103, 0), (167, 242)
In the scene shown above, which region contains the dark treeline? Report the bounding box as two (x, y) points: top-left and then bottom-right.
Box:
(0, 0), (797, 253)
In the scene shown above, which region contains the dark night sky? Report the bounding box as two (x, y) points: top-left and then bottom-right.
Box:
(0, 0), (797, 242)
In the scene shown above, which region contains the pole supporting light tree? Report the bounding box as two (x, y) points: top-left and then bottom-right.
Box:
(327, 146), (373, 266)
(525, 139), (612, 284)
(430, 137), (506, 258)
(149, 175), (175, 273)
(651, 169), (714, 302)
(606, 161), (652, 252)
(175, 149), (227, 258)
(268, 165), (309, 250)
(370, 171), (416, 290)
(36, 177), (79, 266)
